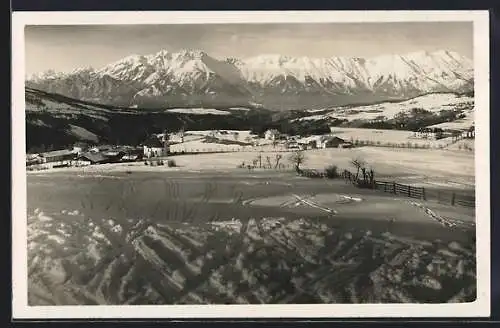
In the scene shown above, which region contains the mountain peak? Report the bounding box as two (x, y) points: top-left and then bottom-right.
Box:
(26, 49), (474, 110)
(176, 49), (207, 59)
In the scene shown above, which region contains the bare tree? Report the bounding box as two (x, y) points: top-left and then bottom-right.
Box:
(350, 157), (366, 180)
(289, 151), (306, 172)
(274, 154), (283, 169)
(257, 153), (263, 168)
(265, 156), (272, 169)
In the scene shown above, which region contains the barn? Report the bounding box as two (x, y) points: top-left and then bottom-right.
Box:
(78, 152), (109, 164)
(39, 149), (78, 163)
(415, 128), (444, 140)
(317, 136), (350, 149)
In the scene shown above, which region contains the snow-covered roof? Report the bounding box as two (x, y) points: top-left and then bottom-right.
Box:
(40, 149), (76, 158)
(78, 152), (107, 163)
(142, 137), (164, 148)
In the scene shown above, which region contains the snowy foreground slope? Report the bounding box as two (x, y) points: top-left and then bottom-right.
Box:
(27, 168), (475, 305)
(27, 49), (473, 109)
(28, 211), (475, 305)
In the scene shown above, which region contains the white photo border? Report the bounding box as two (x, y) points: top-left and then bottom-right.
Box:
(11, 10), (491, 319)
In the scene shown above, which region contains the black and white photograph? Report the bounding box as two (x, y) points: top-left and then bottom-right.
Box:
(12, 11), (490, 318)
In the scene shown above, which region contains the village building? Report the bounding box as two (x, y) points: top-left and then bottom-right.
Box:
(317, 136), (351, 149)
(121, 153), (141, 162)
(296, 136), (318, 150)
(295, 135), (352, 149)
(264, 129), (281, 141)
(101, 150), (126, 162)
(305, 140), (318, 150)
(142, 136), (168, 158)
(286, 142), (301, 150)
(464, 125), (475, 139)
(26, 153), (43, 166)
(72, 142), (90, 155)
(78, 152), (109, 165)
(120, 147), (143, 162)
(88, 144), (114, 153)
(414, 128), (445, 140)
(39, 149), (78, 164)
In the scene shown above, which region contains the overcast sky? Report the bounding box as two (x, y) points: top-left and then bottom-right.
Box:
(25, 22), (473, 75)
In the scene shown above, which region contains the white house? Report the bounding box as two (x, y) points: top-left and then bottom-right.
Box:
(143, 136), (167, 158)
(264, 129), (280, 141)
(296, 135), (352, 149)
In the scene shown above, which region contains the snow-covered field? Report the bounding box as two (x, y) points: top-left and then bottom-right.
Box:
(329, 127), (455, 147)
(427, 111), (475, 130)
(169, 130), (279, 153)
(166, 108), (231, 115)
(182, 130), (254, 139)
(29, 146), (474, 189)
(300, 93), (474, 123)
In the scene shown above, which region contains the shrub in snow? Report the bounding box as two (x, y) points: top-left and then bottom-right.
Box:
(167, 159), (177, 167)
(325, 165), (339, 179)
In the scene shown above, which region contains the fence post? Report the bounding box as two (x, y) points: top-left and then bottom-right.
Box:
(422, 187), (426, 201)
(407, 185), (411, 197)
(451, 192), (456, 206)
(393, 182), (397, 194)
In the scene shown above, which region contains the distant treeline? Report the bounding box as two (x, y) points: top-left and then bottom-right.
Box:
(25, 109), (275, 152)
(26, 88), (473, 153)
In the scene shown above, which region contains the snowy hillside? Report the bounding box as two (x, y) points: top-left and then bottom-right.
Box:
(27, 49), (473, 109)
(166, 108), (231, 115)
(297, 93), (474, 122)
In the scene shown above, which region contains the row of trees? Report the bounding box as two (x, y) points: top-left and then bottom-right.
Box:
(250, 119), (331, 138)
(347, 107), (469, 131)
(238, 153), (286, 170)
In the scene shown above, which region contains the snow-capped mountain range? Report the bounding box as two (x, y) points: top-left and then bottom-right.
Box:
(26, 49), (474, 110)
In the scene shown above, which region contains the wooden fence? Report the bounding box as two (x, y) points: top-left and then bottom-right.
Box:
(340, 169), (475, 208)
(373, 181), (474, 208)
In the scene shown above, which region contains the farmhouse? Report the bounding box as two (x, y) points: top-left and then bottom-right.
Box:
(464, 125), (475, 139)
(264, 129), (281, 141)
(26, 153), (43, 166)
(286, 142), (301, 150)
(297, 136), (319, 150)
(78, 152), (109, 164)
(88, 144), (114, 153)
(317, 136), (350, 149)
(120, 147), (143, 161)
(102, 150), (126, 162)
(414, 128), (444, 140)
(72, 142), (90, 155)
(142, 136), (168, 158)
(39, 149), (77, 163)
